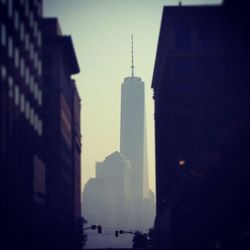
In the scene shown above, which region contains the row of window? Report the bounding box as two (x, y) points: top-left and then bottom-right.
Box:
(5, 72), (43, 136)
(3, 0), (42, 21)
(1, 21), (42, 71)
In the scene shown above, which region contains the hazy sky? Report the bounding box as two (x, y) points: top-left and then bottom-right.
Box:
(43, 0), (222, 193)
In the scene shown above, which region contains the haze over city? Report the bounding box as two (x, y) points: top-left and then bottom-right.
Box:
(43, 0), (222, 193)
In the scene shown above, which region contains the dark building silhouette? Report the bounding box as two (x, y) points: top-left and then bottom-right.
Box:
(0, 1), (45, 249)
(42, 18), (82, 250)
(152, 1), (250, 250)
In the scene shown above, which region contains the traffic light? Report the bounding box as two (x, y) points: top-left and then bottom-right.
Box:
(91, 225), (97, 230)
(115, 230), (119, 237)
(97, 225), (102, 234)
(119, 230), (124, 234)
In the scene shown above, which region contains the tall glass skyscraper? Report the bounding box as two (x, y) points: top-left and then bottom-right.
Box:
(120, 36), (149, 229)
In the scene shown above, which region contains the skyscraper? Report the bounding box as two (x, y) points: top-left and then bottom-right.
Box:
(120, 36), (149, 229)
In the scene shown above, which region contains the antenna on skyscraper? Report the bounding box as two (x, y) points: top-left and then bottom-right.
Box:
(131, 34), (134, 77)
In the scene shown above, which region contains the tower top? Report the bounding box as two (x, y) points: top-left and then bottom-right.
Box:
(131, 35), (134, 77)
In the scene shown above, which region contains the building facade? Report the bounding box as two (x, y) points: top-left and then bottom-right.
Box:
(0, 1), (45, 249)
(152, 1), (250, 249)
(42, 17), (82, 250)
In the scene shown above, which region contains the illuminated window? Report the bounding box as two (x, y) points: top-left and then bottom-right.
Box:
(38, 89), (42, 106)
(1, 23), (6, 47)
(34, 114), (38, 131)
(30, 75), (34, 93)
(8, 37), (13, 58)
(14, 85), (19, 106)
(14, 47), (19, 68)
(30, 108), (34, 125)
(14, 10), (19, 30)
(1, 65), (6, 80)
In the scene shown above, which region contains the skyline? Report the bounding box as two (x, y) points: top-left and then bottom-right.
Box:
(43, 0), (222, 192)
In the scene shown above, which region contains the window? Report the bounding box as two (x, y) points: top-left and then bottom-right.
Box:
(1, 23), (6, 47)
(37, 31), (41, 46)
(38, 89), (42, 106)
(20, 23), (24, 41)
(8, 77), (13, 98)
(38, 60), (42, 76)
(25, 1), (29, 17)
(30, 108), (34, 125)
(1, 65), (6, 80)
(34, 114), (38, 131)
(25, 33), (29, 51)
(33, 82), (37, 99)
(30, 43), (34, 60)
(34, 155), (46, 205)
(25, 101), (30, 120)
(14, 47), (19, 68)
(14, 85), (19, 106)
(37, 2), (42, 17)
(25, 67), (29, 86)
(30, 75), (34, 93)
(33, 22), (37, 38)
(20, 94), (25, 112)
(8, 0), (12, 18)
(14, 11), (19, 30)
(20, 58), (24, 77)
(29, 12), (34, 28)
(38, 119), (43, 136)
(8, 37), (13, 58)
(34, 52), (38, 68)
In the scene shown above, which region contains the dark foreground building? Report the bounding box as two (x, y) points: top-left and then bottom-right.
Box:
(152, 1), (250, 249)
(0, 2), (82, 249)
(0, 1), (46, 249)
(42, 18), (82, 250)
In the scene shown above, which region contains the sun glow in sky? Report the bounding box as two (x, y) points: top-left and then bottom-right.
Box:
(43, 0), (222, 193)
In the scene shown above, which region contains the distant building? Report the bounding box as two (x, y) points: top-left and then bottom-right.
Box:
(83, 151), (131, 248)
(42, 18), (82, 250)
(0, 1), (45, 249)
(152, 1), (250, 249)
(120, 37), (153, 230)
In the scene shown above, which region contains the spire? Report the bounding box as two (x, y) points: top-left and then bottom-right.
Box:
(131, 34), (134, 77)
